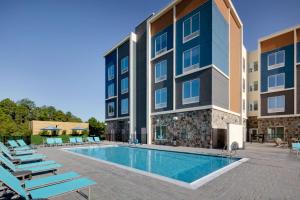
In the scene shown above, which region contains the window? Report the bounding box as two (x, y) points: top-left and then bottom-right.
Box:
(253, 101), (258, 111)
(183, 12), (200, 43)
(253, 61), (258, 71)
(107, 65), (115, 80)
(268, 73), (285, 91)
(155, 88), (167, 109)
(243, 99), (245, 111)
(121, 98), (128, 114)
(183, 79), (200, 104)
(121, 77), (128, 94)
(249, 103), (253, 111)
(183, 46), (200, 73)
(268, 50), (285, 70)
(268, 96), (285, 113)
(107, 102), (115, 116)
(107, 83), (114, 98)
(253, 81), (258, 91)
(155, 126), (167, 140)
(155, 32), (167, 56)
(243, 58), (245, 72)
(268, 127), (284, 140)
(155, 60), (167, 83)
(121, 56), (129, 74)
(243, 79), (246, 93)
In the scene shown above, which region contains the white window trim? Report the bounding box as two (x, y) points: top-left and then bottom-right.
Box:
(121, 56), (129, 74)
(155, 88), (167, 109)
(155, 32), (167, 56)
(107, 83), (115, 98)
(182, 45), (200, 74)
(121, 78), (129, 94)
(182, 79), (200, 105)
(155, 125), (167, 141)
(268, 73), (285, 92)
(121, 98), (129, 115)
(155, 60), (167, 83)
(183, 12), (200, 43)
(268, 50), (285, 70)
(107, 102), (115, 117)
(268, 96), (285, 113)
(107, 65), (115, 81)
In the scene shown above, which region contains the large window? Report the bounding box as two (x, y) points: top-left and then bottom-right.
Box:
(253, 100), (258, 111)
(107, 102), (115, 117)
(183, 79), (200, 104)
(107, 83), (114, 98)
(183, 12), (200, 43)
(155, 126), (167, 140)
(268, 95), (285, 113)
(268, 127), (284, 140)
(121, 56), (129, 74)
(155, 88), (167, 109)
(107, 65), (115, 80)
(155, 60), (167, 83)
(121, 98), (128, 114)
(268, 50), (285, 70)
(121, 77), (128, 94)
(183, 46), (200, 73)
(243, 78), (246, 93)
(268, 73), (285, 91)
(155, 32), (167, 56)
(249, 81), (258, 92)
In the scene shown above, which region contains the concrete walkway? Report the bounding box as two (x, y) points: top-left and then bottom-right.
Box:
(36, 142), (300, 200)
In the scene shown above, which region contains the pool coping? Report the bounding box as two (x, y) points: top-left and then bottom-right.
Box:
(61, 145), (249, 190)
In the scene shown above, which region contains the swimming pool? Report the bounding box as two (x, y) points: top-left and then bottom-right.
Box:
(65, 146), (247, 189)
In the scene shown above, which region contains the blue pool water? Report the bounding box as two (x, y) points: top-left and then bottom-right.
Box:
(68, 146), (239, 183)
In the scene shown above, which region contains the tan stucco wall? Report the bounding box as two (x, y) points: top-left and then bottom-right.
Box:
(30, 120), (89, 135)
(247, 50), (259, 117)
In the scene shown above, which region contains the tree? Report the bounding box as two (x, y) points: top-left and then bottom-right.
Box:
(0, 109), (18, 136)
(88, 117), (105, 136)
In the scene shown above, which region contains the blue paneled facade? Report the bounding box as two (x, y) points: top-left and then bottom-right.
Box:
(212, 0), (229, 75)
(297, 42), (300, 63)
(151, 25), (173, 59)
(260, 44), (294, 92)
(105, 50), (117, 119)
(176, 1), (212, 76)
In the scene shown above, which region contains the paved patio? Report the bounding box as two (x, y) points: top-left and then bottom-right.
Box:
(36, 142), (300, 200)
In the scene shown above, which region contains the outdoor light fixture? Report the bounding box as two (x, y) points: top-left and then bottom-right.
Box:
(173, 116), (178, 121)
(156, 119), (160, 123)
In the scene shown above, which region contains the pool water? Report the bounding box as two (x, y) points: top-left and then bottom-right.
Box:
(68, 146), (239, 183)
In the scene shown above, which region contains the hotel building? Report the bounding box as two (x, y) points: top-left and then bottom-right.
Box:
(104, 0), (246, 148)
(256, 26), (300, 142)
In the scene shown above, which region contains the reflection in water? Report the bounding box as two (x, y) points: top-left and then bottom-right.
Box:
(70, 146), (239, 183)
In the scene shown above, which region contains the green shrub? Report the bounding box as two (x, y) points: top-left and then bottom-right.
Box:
(62, 130), (67, 135)
(39, 130), (49, 136)
(31, 135), (44, 145)
(59, 134), (70, 143)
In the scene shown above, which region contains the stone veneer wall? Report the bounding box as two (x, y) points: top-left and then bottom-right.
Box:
(247, 116), (258, 129)
(258, 117), (300, 141)
(105, 119), (129, 141)
(151, 109), (241, 148)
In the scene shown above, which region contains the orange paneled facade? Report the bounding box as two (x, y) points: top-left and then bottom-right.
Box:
(260, 31), (294, 53)
(151, 9), (173, 36)
(176, 0), (208, 20)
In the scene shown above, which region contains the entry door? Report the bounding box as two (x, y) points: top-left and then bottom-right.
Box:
(268, 127), (284, 140)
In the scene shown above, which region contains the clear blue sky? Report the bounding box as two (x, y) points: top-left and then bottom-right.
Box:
(0, 0), (299, 122)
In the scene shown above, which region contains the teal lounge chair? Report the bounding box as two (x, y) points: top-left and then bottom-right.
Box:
(16, 139), (36, 149)
(1, 145), (46, 163)
(93, 137), (101, 143)
(7, 140), (31, 151)
(46, 138), (55, 146)
(24, 171), (80, 190)
(0, 154), (61, 175)
(0, 142), (35, 156)
(0, 166), (96, 200)
(54, 138), (63, 146)
(76, 137), (84, 145)
(87, 137), (95, 144)
(291, 143), (300, 156)
(70, 137), (77, 145)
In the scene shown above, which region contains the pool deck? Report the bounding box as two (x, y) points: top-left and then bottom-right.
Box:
(36, 142), (300, 200)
